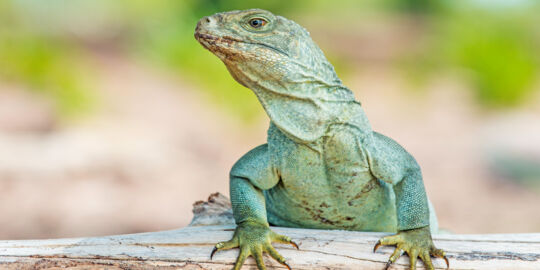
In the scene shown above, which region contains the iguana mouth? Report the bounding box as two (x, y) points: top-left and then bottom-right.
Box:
(195, 32), (289, 57)
(195, 32), (241, 47)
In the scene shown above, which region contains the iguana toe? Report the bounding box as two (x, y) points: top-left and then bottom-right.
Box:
(233, 249), (249, 270)
(211, 236), (240, 259)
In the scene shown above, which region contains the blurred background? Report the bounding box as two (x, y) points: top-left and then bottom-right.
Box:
(1, 0), (539, 240)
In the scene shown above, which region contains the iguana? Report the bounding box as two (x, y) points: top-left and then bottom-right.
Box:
(194, 9), (448, 270)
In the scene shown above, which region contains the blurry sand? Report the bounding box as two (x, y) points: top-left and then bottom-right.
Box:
(0, 52), (539, 240)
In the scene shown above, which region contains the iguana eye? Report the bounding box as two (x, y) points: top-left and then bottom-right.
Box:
(248, 18), (267, 28)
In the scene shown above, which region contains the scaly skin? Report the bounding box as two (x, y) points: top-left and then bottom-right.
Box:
(194, 9), (448, 270)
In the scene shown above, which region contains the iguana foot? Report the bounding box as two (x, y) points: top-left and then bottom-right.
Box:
(211, 221), (299, 270)
(373, 226), (448, 270)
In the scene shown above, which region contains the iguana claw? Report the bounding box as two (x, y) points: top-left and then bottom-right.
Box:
(289, 240), (299, 250)
(442, 255), (450, 268)
(210, 247), (218, 260)
(283, 262), (292, 270)
(373, 240), (382, 253)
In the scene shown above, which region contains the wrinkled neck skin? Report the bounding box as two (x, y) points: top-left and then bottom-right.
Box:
(225, 59), (373, 144)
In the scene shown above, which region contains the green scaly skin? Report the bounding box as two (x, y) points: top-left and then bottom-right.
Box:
(195, 9), (449, 270)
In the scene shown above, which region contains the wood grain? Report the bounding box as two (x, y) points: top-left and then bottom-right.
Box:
(1, 193), (539, 269)
(2, 225), (540, 269)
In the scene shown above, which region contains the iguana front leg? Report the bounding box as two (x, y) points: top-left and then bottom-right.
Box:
(365, 132), (448, 270)
(210, 145), (298, 270)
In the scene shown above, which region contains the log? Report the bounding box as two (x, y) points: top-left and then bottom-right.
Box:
(1, 193), (539, 270)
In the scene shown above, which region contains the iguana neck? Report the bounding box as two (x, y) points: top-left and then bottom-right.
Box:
(229, 63), (372, 143)
(258, 88), (371, 143)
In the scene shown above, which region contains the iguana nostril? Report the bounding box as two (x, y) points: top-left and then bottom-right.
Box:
(201, 16), (218, 28)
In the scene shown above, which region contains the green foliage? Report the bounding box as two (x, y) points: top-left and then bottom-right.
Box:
(0, 2), (95, 117)
(2, 0), (539, 119)
(446, 15), (537, 107)
(383, 0), (447, 14)
(401, 5), (539, 108)
(0, 36), (94, 118)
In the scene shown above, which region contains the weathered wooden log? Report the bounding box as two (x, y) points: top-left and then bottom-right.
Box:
(1, 193), (539, 269)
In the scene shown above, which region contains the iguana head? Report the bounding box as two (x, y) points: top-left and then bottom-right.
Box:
(195, 9), (367, 142)
(194, 9), (352, 101)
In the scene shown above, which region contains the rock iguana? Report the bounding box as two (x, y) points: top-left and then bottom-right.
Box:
(194, 9), (448, 270)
